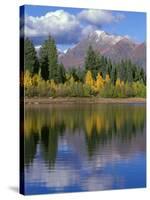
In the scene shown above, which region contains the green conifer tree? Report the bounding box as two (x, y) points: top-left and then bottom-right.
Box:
(39, 35), (59, 82)
(24, 38), (39, 74)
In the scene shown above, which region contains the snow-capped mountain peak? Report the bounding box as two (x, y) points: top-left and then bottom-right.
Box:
(91, 30), (123, 45)
(95, 30), (105, 37)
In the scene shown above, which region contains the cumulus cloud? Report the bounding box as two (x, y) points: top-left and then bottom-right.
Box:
(25, 10), (80, 36)
(24, 10), (81, 44)
(78, 9), (125, 26)
(24, 9), (125, 44)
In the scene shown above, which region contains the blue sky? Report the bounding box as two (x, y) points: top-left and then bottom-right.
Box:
(22, 5), (146, 51)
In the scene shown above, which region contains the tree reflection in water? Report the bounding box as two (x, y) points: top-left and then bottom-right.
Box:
(24, 104), (146, 168)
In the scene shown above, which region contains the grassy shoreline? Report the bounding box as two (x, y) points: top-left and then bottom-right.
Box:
(24, 97), (146, 105)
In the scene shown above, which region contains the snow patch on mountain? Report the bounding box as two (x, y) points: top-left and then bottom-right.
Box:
(92, 30), (123, 45)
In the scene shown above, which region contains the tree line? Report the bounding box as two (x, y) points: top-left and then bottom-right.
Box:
(23, 36), (146, 98)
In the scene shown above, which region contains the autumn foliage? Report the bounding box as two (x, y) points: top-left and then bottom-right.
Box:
(23, 37), (146, 98)
(23, 70), (146, 98)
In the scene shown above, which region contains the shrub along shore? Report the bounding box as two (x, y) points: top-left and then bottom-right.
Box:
(23, 71), (146, 98)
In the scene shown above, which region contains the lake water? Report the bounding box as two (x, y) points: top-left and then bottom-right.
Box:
(23, 103), (146, 195)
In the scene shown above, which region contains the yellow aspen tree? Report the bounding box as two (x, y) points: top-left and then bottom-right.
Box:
(24, 70), (32, 88)
(105, 74), (110, 83)
(85, 70), (94, 87)
(32, 74), (41, 86)
(115, 78), (123, 97)
(96, 72), (104, 90)
(116, 78), (121, 87)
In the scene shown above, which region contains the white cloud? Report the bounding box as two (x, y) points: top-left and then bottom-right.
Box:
(78, 9), (125, 26)
(25, 10), (80, 38)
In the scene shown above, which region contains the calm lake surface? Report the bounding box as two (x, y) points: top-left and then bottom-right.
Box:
(23, 103), (146, 195)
